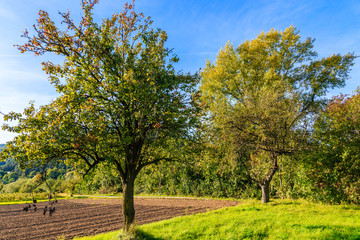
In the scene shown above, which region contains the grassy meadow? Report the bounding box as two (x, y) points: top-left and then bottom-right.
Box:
(74, 199), (360, 240)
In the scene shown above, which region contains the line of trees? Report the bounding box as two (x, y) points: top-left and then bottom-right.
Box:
(0, 0), (358, 232)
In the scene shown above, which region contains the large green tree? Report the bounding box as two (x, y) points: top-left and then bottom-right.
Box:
(200, 26), (355, 203)
(1, 0), (199, 230)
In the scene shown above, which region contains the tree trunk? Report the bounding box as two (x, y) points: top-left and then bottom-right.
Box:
(278, 165), (283, 199)
(158, 167), (162, 195)
(260, 154), (279, 203)
(122, 177), (135, 232)
(260, 181), (270, 203)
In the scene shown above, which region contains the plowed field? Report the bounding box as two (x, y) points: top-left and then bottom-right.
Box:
(0, 197), (238, 240)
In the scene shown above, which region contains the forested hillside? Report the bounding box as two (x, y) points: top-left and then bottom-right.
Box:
(0, 143), (71, 192)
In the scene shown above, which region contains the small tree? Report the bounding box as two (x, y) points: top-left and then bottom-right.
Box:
(200, 26), (355, 203)
(1, 0), (199, 231)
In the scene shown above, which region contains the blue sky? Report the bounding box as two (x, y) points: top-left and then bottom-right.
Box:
(0, 0), (359, 143)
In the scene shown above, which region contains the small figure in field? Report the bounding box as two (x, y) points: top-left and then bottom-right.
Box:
(33, 204), (37, 212)
(33, 199), (37, 203)
(23, 206), (29, 212)
(43, 206), (48, 215)
(49, 206), (55, 216)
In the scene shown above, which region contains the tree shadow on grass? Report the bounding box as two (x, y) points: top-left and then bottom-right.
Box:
(136, 230), (164, 240)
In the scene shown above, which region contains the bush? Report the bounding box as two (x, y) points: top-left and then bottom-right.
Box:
(3, 178), (31, 193)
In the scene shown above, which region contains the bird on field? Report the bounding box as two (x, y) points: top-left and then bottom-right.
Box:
(49, 206), (55, 216)
(33, 199), (37, 203)
(23, 206), (29, 212)
(43, 206), (48, 215)
(33, 204), (37, 212)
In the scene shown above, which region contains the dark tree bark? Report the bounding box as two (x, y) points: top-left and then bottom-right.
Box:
(260, 181), (270, 203)
(259, 154), (278, 203)
(122, 175), (136, 231)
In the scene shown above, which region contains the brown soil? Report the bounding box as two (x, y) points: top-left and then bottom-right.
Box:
(0, 197), (239, 240)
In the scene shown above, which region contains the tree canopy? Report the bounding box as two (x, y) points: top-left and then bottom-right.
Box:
(200, 26), (355, 203)
(1, 0), (199, 230)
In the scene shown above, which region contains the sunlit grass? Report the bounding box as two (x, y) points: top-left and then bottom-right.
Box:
(74, 231), (120, 240)
(0, 192), (66, 204)
(74, 199), (360, 240)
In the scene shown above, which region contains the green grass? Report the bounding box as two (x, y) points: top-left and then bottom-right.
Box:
(0, 192), (67, 205)
(0, 199), (51, 205)
(74, 231), (121, 240)
(74, 199), (360, 240)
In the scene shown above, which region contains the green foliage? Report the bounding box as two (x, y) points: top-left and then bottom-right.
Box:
(307, 92), (360, 204)
(2, 178), (33, 193)
(75, 162), (122, 194)
(1, 158), (17, 172)
(0, 158), (70, 197)
(200, 26), (355, 201)
(0, 159), (22, 184)
(134, 157), (258, 199)
(269, 156), (311, 199)
(1, 0), (199, 180)
(2, 177), (65, 194)
(1, 0), (199, 230)
(133, 152), (312, 201)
